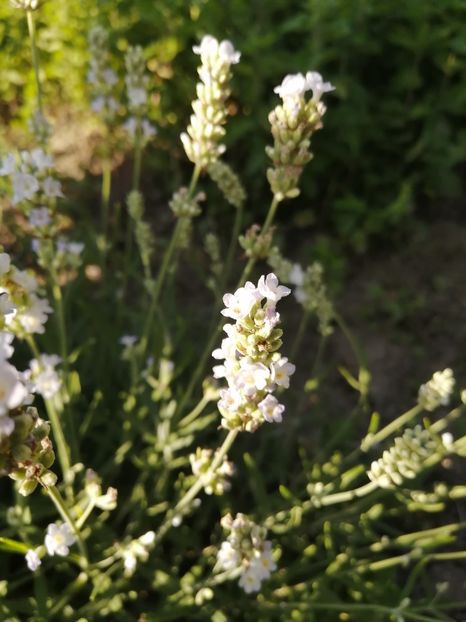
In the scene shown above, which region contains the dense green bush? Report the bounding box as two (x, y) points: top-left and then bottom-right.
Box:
(2, 0), (466, 253)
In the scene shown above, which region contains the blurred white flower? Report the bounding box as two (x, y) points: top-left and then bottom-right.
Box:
(25, 549), (42, 572)
(29, 207), (51, 229)
(44, 522), (76, 557)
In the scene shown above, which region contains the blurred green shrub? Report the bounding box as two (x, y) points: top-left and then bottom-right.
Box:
(1, 0), (466, 250)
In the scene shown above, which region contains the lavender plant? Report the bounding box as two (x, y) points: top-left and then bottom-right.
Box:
(1, 5), (465, 621)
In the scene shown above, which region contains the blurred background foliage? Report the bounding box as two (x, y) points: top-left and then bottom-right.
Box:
(1, 0), (466, 256)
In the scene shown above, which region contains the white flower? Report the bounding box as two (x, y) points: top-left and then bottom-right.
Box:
(222, 282), (262, 320)
(193, 35), (240, 65)
(57, 239), (84, 256)
(25, 549), (42, 572)
(253, 541), (277, 579)
(42, 177), (64, 199)
(28, 355), (62, 399)
(258, 394), (285, 423)
(0, 154), (16, 176)
(12, 172), (39, 204)
(11, 268), (38, 294)
(270, 357), (296, 389)
(28, 148), (53, 172)
(0, 332), (14, 360)
(418, 369), (455, 411)
(236, 359), (270, 395)
(257, 273), (290, 303)
(17, 295), (53, 334)
(120, 334), (138, 347)
(44, 522), (76, 557)
(127, 86), (147, 108)
(289, 263), (305, 286)
(123, 550), (137, 574)
(139, 531), (155, 546)
(274, 73), (308, 100)
(218, 387), (242, 413)
(0, 414), (14, 437)
(305, 71), (335, 102)
(103, 68), (118, 86)
(0, 253), (11, 276)
(0, 292), (16, 317)
(239, 564), (262, 593)
(0, 360), (28, 415)
(217, 541), (240, 570)
(29, 207), (51, 229)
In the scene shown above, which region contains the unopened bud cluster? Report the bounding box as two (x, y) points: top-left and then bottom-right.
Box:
(418, 369), (455, 411)
(87, 26), (118, 119)
(181, 35), (240, 167)
(368, 425), (450, 489)
(217, 513), (277, 593)
(84, 469), (118, 511)
(127, 191), (154, 279)
(213, 273), (295, 432)
(269, 248), (334, 336)
(10, 0), (39, 9)
(239, 225), (274, 260)
(0, 252), (52, 336)
(189, 447), (234, 495)
(123, 46), (157, 146)
(2, 407), (56, 496)
(266, 71), (334, 202)
(207, 160), (246, 209)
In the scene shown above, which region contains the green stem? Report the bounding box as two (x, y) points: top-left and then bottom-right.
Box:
(290, 310), (310, 361)
(218, 201), (244, 296)
(25, 335), (72, 496)
(313, 480), (377, 507)
(178, 394), (210, 428)
(154, 429), (238, 547)
(26, 10), (43, 116)
(42, 484), (89, 569)
(50, 266), (79, 463)
(138, 164), (201, 363)
(360, 404), (422, 452)
(101, 159), (112, 256)
(334, 309), (368, 373)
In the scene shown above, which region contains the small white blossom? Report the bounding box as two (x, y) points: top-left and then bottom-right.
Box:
(257, 273), (290, 303)
(27, 355), (62, 399)
(25, 549), (42, 572)
(0, 414), (14, 437)
(305, 71), (335, 102)
(12, 172), (40, 204)
(42, 176), (64, 199)
(217, 541), (240, 570)
(257, 394), (285, 423)
(44, 522), (76, 557)
(0, 292), (16, 317)
(29, 207), (51, 229)
(0, 360), (28, 415)
(120, 335), (138, 347)
(274, 73), (308, 100)
(0, 332), (14, 360)
(17, 295), (53, 334)
(270, 357), (296, 389)
(0, 253), (11, 276)
(0, 154), (16, 176)
(221, 282), (261, 320)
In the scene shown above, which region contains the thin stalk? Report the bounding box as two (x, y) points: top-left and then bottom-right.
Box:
(138, 164), (202, 363)
(122, 120), (144, 294)
(25, 335), (72, 496)
(26, 10), (43, 116)
(334, 309), (368, 373)
(315, 480), (377, 507)
(218, 201), (244, 295)
(361, 404), (422, 452)
(175, 196), (280, 419)
(50, 265), (79, 463)
(76, 500), (96, 530)
(42, 484), (89, 568)
(178, 394), (210, 428)
(101, 159), (112, 257)
(290, 310), (310, 361)
(154, 429), (238, 547)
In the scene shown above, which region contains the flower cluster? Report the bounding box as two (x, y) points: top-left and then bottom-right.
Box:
(0, 252), (52, 336)
(418, 368), (455, 411)
(189, 447), (234, 495)
(0, 148), (63, 207)
(367, 425), (451, 489)
(269, 248), (334, 336)
(217, 513), (277, 593)
(118, 531), (155, 577)
(181, 35), (240, 167)
(32, 237), (84, 276)
(213, 273), (295, 432)
(84, 469), (118, 511)
(266, 71), (334, 202)
(87, 26), (118, 119)
(239, 224), (274, 261)
(123, 46), (156, 146)
(207, 160), (246, 209)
